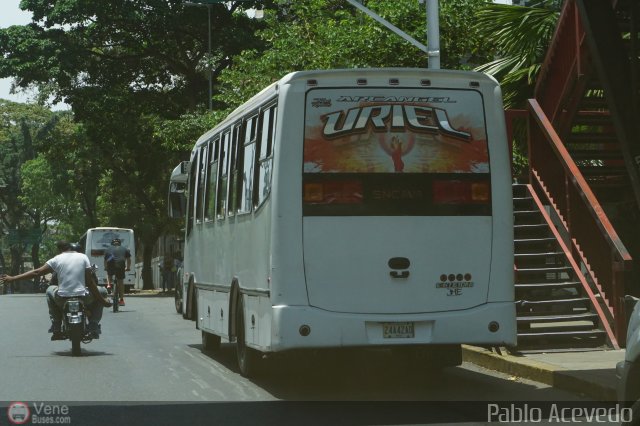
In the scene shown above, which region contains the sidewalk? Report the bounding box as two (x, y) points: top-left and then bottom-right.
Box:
(462, 345), (625, 401)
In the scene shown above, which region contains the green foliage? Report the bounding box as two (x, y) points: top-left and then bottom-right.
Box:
(473, 1), (560, 108)
(19, 156), (71, 220)
(152, 110), (227, 152)
(0, 100), (61, 271)
(217, 0), (490, 107)
(2, 0), (266, 111)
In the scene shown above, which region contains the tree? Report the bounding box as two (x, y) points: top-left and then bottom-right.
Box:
(0, 0), (267, 288)
(0, 100), (60, 291)
(216, 0), (490, 106)
(473, 1), (561, 108)
(19, 111), (100, 232)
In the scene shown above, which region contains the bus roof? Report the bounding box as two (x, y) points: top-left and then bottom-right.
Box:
(86, 227), (134, 232)
(279, 67), (497, 86)
(192, 67), (498, 154)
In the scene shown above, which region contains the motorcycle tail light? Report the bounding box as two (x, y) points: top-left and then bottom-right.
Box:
(67, 301), (81, 313)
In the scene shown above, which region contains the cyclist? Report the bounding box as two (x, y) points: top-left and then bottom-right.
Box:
(104, 238), (131, 306)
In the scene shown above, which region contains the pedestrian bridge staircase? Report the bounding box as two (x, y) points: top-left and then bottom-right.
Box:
(507, 0), (638, 351)
(514, 183), (611, 350)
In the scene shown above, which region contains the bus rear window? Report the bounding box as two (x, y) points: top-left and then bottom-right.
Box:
(90, 231), (133, 250)
(303, 88), (491, 216)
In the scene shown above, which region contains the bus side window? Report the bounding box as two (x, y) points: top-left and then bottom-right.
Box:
(187, 152), (198, 236)
(255, 104), (276, 208)
(204, 138), (219, 222)
(238, 115), (257, 214)
(197, 145), (207, 223)
(217, 131), (230, 219)
(228, 123), (242, 216)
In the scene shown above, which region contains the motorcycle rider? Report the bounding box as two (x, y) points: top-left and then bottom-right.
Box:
(0, 240), (112, 340)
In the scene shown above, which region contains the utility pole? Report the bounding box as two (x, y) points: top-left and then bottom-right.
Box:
(346, 0), (440, 69)
(184, 0), (256, 110)
(426, 0), (440, 69)
(345, 0), (427, 55)
(184, 0), (215, 110)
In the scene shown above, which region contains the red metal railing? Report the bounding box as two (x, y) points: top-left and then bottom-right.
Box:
(526, 99), (632, 345)
(534, 0), (592, 133)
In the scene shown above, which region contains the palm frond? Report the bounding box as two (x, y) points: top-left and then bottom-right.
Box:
(474, 2), (560, 108)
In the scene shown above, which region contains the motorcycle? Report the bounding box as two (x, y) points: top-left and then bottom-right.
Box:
(61, 297), (92, 356)
(58, 264), (101, 356)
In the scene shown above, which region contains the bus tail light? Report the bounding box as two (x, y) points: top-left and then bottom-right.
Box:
(432, 180), (490, 204)
(304, 181), (363, 204)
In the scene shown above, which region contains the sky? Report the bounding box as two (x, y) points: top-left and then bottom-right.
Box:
(0, 0), (33, 104)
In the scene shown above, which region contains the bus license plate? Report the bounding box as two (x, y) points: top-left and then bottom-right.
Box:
(382, 322), (415, 338)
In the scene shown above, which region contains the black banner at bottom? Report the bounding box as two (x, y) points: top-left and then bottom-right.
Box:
(0, 401), (636, 426)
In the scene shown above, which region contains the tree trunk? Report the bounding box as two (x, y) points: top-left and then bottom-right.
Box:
(142, 235), (156, 290)
(31, 242), (40, 269)
(10, 245), (23, 275)
(9, 244), (24, 294)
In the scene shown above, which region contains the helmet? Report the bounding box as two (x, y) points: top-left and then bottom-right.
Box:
(69, 243), (82, 252)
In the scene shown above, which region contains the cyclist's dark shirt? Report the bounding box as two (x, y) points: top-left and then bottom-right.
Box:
(105, 246), (131, 270)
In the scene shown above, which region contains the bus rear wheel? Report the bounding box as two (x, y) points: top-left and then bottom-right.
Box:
(235, 297), (261, 378)
(183, 280), (194, 320)
(202, 331), (221, 352)
(175, 284), (183, 314)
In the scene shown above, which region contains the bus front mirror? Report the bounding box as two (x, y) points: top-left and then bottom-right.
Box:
(168, 182), (187, 219)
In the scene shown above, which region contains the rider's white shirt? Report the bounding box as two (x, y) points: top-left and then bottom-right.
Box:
(46, 252), (90, 297)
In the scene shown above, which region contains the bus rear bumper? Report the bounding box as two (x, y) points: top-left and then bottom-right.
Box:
(270, 302), (516, 351)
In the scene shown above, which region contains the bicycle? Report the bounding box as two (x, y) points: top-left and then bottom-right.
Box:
(108, 273), (119, 313)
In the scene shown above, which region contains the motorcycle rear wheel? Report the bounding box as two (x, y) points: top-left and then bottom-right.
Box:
(71, 337), (81, 356)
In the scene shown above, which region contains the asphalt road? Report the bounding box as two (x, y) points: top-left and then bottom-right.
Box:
(0, 293), (597, 425)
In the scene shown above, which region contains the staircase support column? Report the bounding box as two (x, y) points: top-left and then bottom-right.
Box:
(576, 0), (640, 213)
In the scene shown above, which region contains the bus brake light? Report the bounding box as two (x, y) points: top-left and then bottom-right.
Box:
(432, 180), (490, 204)
(304, 181), (363, 204)
(304, 183), (324, 202)
(471, 182), (490, 202)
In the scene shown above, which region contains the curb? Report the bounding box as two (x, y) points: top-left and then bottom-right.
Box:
(462, 345), (617, 401)
(127, 289), (174, 296)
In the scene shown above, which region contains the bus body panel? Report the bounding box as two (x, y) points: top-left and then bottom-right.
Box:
(484, 83), (515, 303)
(302, 216), (492, 313)
(270, 301), (516, 350)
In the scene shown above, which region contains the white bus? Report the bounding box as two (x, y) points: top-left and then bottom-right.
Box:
(78, 227), (136, 292)
(168, 68), (515, 377)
